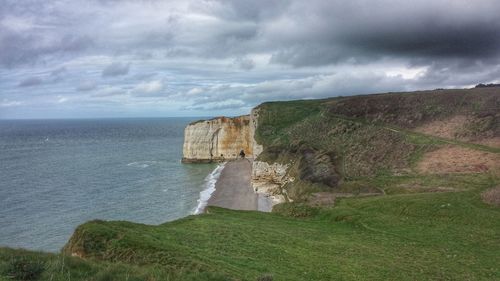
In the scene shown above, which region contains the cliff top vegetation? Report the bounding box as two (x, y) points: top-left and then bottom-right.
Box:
(255, 87), (499, 201)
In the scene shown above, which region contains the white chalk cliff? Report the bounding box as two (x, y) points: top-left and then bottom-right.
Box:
(182, 108), (288, 207)
(182, 115), (254, 163)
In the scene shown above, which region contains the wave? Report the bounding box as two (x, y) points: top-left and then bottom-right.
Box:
(126, 161), (157, 168)
(193, 163), (225, 214)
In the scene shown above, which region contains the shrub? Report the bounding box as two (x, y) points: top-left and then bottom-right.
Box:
(272, 203), (319, 218)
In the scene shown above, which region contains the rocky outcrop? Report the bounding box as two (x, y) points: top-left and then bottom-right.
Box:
(182, 115), (253, 163)
(297, 148), (339, 188)
(250, 108), (263, 158)
(252, 161), (291, 204)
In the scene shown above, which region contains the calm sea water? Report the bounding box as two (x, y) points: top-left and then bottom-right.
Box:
(0, 118), (216, 252)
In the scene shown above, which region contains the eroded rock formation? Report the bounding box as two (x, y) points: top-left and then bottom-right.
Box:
(182, 115), (254, 163)
(252, 161), (290, 204)
(250, 108), (263, 157)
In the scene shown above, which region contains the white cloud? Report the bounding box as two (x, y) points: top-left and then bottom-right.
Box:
(132, 80), (164, 95)
(185, 99), (246, 110)
(56, 95), (68, 103)
(1, 15), (35, 32)
(0, 99), (23, 107)
(187, 87), (203, 96)
(93, 86), (124, 97)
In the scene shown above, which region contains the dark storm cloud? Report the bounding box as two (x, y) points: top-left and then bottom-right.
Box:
(102, 62), (130, 77)
(2, 0), (500, 118)
(264, 1), (500, 67)
(345, 23), (500, 59)
(0, 27), (93, 67)
(3, 0), (500, 67)
(414, 58), (500, 87)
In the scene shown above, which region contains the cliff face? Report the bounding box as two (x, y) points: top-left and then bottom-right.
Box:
(181, 109), (284, 206)
(252, 161), (290, 204)
(250, 108), (263, 157)
(250, 107), (288, 204)
(182, 115), (254, 163)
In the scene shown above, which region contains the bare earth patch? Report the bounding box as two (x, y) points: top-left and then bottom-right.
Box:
(481, 187), (500, 206)
(397, 183), (457, 193)
(415, 115), (500, 149)
(308, 192), (336, 207)
(474, 137), (500, 149)
(414, 115), (467, 139)
(417, 146), (500, 174)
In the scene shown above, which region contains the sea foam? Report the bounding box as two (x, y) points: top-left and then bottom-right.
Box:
(127, 161), (157, 168)
(193, 163), (225, 214)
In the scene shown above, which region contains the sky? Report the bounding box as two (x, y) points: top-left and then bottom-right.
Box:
(1, 0), (500, 119)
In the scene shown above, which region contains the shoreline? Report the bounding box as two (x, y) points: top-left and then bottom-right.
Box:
(197, 158), (273, 213)
(193, 163), (226, 214)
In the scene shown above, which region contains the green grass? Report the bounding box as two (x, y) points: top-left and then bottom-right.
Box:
(255, 104), (424, 199)
(0, 248), (230, 281)
(3, 184), (500, 280)
(255, 99), (324, 146)
(340, 173), (497, 195)
(0, 176), (481, 280)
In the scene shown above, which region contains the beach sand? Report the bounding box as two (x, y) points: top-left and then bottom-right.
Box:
(207, 158), (259, 211)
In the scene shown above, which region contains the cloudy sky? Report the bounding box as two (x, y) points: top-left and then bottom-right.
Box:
(1, 0), (500, 119)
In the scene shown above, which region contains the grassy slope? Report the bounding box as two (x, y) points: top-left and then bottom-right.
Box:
(3, 174), (497, 281)
(0, 248), (228, 281)
(254, 88), (500, 200)
(2, 89), (500, 281)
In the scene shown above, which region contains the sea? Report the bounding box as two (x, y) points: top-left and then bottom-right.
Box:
(0, 118), (220, 252)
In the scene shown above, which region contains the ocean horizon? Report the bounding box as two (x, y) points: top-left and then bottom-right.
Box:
(0, 118), (218, 252)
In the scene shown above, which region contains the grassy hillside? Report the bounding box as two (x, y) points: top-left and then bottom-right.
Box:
(0, 247), (228, 281)
(1, 88), (499, 281)
(326, 88), (499, 136)
(254, 88), (500, 201)
(3, 174), (498, 280)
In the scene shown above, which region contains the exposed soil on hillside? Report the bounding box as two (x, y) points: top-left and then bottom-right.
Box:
(414, 115), (467, 139)
(481, 187), (500, 206)
(417, 146), (500, 174)
(475, 137), (500, 148)
(414, 115), (500, 148)
(326, 89), (499, 138)
(307, 192), (336, 207)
